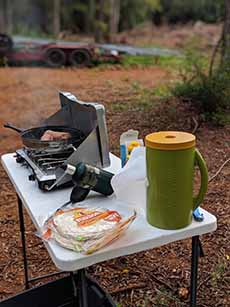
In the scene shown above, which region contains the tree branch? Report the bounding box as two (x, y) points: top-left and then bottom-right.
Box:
(110, 282), (146, 294)
(208, 158), (230, 182)
(209, 32), (223, 77)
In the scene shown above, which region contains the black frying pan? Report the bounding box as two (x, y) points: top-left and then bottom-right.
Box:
(4, 123), (85, 152)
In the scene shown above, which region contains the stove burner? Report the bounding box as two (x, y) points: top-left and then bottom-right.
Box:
(16, 148), (74, 190)
(28, 148), (74, 172)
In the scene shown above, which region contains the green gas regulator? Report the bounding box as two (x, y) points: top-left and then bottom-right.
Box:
(66, 163), (114, 203)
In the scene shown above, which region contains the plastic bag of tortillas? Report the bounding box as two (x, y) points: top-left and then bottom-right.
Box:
(42, 203), (136, 254)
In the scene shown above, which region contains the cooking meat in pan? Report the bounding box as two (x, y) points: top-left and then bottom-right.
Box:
(41, 130), (71, 141)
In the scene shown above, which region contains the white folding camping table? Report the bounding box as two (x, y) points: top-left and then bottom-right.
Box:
(1, 153), (217, 307)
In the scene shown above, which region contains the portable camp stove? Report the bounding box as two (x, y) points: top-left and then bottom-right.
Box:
(15, 92), (110, 191)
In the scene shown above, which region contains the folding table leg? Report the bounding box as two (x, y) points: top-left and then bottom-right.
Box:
(71, 269), (89, 307)
(17, 195), (29, 290)
(71, 272), (78, 304)
(190, 235), (199, 307)
(78, 269), (89, 307)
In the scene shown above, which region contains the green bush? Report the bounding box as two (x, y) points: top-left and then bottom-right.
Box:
(161, 0), (224, 24)
(121, 55), (158, 66)
(172, 70), (230, 124)
(170, 49), (230, 125)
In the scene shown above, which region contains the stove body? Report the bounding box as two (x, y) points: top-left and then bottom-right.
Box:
(16, 92), (110, 191)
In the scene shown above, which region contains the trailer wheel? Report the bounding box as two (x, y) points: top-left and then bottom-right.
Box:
(69, 49), (91, 67)
(45, 48), (66, 68)
(0, 34), (13, 55)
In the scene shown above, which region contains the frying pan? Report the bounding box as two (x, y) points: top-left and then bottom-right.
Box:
(4, 123), (86, 152)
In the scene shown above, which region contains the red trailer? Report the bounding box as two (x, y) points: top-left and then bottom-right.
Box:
(0, 34), (121, 67)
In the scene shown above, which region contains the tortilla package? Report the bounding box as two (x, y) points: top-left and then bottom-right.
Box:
(42, 205), (136, 254)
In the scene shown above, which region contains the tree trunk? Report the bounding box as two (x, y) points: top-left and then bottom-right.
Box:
(0, 0), (6, 33)
(109, 0), (120, 42)
(5, 0), (13, 34)
(53, 0), (61, 38)
(94, 0), (104, 43)
(88, 0), (95, 34)
(222, 0), (230, 69)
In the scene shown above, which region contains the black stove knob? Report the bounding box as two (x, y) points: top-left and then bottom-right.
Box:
(16, 155), (25, 163)
(28, 174), (36, 181)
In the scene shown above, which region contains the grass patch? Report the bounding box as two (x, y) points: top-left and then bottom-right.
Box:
(154, 287), (186, 306)
(121, 54), (160, 66)
(120, 54), (192, 69)
(120, 51), (209, 72)
(152, 84), (172, 98)
(110, 81), (169, 113)
(111, 102), (131, 112)
(211, 261), (227, 287)
(129, 81), (163, 110)
(158, 53), (209, 72)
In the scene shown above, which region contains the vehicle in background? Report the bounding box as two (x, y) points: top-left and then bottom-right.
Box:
(0, 33), (121, 68)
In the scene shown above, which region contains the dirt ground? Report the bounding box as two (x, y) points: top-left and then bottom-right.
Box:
(0, 65), (229, 307)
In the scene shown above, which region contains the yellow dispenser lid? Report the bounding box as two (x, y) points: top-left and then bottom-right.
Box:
(145, 131), (196, 150)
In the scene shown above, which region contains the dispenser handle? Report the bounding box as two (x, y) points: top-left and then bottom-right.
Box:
(193, 149), (208, 210)
(70, 186), (90, 203)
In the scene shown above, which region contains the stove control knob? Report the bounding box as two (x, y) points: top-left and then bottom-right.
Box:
(28, 174), (36, 181)
(16, 155), (25, 163)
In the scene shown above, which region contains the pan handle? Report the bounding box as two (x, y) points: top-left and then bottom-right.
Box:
(3, 122), (25, 133)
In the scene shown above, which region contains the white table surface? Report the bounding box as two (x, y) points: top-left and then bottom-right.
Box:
(1, 153), (217, 272)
